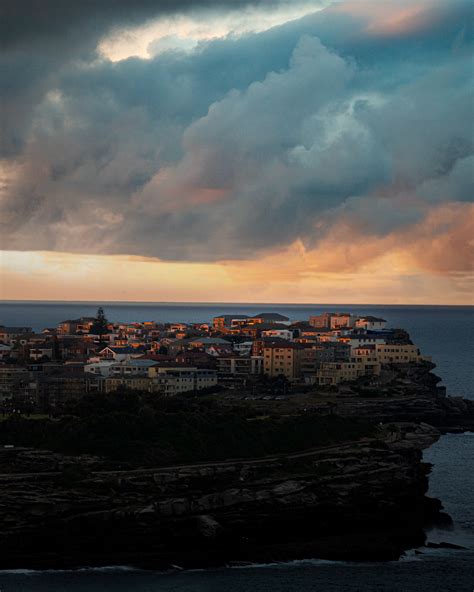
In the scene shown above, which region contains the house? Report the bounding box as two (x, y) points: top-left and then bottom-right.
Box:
(175, 351), (217, 368)
(249, 313), (291, 326)
(28, 342), (54, 361)
(355, 316), (388, 331)
(188, 337), (232, 351)
(290, 322), (326, 337)
(339, 332), (388, 352)
(161, 338), (193, 355)
(232, 341), (253, 356)
(96, 346), (141, 362)
(0, 344), (12, 360)
(309, 313), (353, 329)
(206, 344), (234, 357)
(0, 327), (33, 346)
(168, 323), (190, 333)
(212, 315), (249, 331)
(57, 337), (97, 360)
(57, 317), (95, 335)
(261, 328), (293, 341)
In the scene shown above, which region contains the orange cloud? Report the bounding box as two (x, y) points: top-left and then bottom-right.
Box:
(330, 0), (440, 37)
(1, 204), (472, 305)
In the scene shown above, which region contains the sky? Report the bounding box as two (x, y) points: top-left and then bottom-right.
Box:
(0, 0), (473, 304)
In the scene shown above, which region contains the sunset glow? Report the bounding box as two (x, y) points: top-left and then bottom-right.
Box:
(1, 0), (473, 304)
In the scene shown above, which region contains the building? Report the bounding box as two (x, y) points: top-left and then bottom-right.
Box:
(232, 341), (253, 356)
(262, 341), (303, 380)
(290, 322), (329, 338)
(261, 328), (293, 340)
(0, 327), (33, 345)
(28, 342), (54, 361)
(355, 316), (387, 331)
(309, 313), (353, 329)
(0, 365), (30, 401)
(148, 364), (218, 395)
(175, 351), (217, 368)
(57, 317), (95, 335)
(104, 376), (153, 393)
(375, 343), (422, 364)
(316, 357), (381, 386)
(84, 360), (116, 377)
(215, 355), (263, 377)
(109, 359), (158, 377)
(212, 315), (249, 331)
(299, 344), (336, 376)
(0, 344), (12, 360)
(339, 332), (389, 352)
(31, 371), (87, 410)
(248, 313), (291, 326)
(57, 337), (97, 360)
(95, 346), (141, 362)
(0, 328), (33, 346)
(188, 337), (232, 351)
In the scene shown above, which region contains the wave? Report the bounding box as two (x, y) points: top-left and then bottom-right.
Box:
(0, 566), (141, 576)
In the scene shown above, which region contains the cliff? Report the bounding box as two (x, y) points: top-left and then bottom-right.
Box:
(329, 362), (474, 432)
(0, 361), (469, 570)
(0, 423), (448, 570)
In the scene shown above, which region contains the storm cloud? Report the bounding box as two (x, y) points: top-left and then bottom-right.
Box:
(1, 0), (473, 277)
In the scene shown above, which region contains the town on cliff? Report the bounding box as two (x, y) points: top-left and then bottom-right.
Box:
(0, 309), (432, 412)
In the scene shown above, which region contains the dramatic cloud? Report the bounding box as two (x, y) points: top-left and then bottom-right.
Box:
(1, 0), (314, 156)
(1, 0), (473, 301)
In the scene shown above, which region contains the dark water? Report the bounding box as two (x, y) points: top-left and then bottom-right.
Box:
(0, 302), (473, 591)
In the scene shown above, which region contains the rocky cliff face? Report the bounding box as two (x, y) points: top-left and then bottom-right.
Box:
(0, 424), (448, 570)
(332, 362), (474, 432)
(0, 362), (467, 570)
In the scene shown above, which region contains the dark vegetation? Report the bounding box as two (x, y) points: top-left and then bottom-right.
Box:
(89, 306), (109, 338)
(0, 391), (375, 466)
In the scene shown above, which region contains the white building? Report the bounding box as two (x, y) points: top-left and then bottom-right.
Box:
(148, 365), (217, 395)
(355, 317), (387, 331)
(233, 341), (253, 356)
(340, 334), (388, 353)
(84, 360), (116, 377)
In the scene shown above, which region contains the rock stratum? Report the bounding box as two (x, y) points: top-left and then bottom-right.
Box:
(0, 424), (449, 569)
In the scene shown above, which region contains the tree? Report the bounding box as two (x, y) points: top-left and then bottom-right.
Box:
(90, 307), (109, 341)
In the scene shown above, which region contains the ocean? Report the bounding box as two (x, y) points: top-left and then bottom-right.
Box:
(0, 301), (473, 591)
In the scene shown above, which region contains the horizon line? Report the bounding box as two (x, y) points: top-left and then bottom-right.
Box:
(0, 299), (471, 308)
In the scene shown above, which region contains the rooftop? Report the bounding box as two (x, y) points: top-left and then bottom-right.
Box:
(189, 337), (231, 344)
(253, 313), (290, 321)
(358, 316), (387, 322)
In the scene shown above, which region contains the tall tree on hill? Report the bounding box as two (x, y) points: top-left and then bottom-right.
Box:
(90, 307), (109, 342)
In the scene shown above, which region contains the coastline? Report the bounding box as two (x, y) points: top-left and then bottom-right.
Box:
(1, 361), (473, 571)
